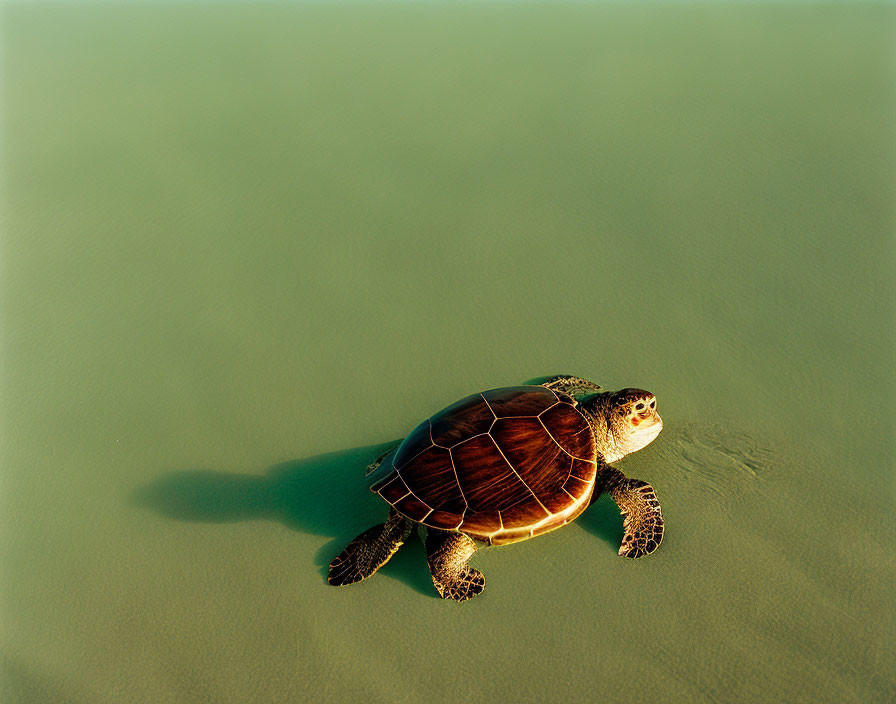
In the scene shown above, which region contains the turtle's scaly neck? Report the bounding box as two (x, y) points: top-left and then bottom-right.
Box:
(578, 393), (625, 463)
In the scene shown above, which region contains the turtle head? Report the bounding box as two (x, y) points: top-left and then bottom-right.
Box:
(582, 388), (663, 462)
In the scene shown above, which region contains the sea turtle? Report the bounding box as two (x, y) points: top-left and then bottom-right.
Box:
(328, 374), (664, 601)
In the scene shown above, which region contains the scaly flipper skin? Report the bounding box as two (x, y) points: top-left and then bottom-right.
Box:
(328, 509), (413, 586)
(540, 374), (603, 399)
(425, 529), (485, 601)
(601, 466), (664, 558)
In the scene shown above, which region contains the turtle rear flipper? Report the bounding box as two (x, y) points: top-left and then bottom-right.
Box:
(425, 530), (485, 601)
(365, 442), (401, 476)
(328, 509), (412, 586)
(603, 469), (664, 558)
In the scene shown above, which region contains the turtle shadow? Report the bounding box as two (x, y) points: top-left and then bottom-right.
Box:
(130, 441), (437, 598)
(577, 494), (625, 549)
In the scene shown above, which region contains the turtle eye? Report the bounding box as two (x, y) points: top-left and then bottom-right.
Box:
(635, 402), (644, 410)
(649, 400), (656, 408)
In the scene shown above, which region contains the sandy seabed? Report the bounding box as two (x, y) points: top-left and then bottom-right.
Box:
(2, 3), (893, 703)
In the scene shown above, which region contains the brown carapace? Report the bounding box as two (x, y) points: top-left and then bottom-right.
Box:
(370, 386), (597, 545)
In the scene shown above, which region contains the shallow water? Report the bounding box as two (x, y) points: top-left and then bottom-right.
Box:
(2, 3), (894, 703)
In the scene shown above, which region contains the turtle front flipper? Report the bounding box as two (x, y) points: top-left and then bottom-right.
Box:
(425, 530), (485, 602)
(328, 509), (413, 586)
(602, 467), (664, 558)
(538, 374), (602, 400)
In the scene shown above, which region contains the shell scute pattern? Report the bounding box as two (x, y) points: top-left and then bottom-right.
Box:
(452, 435), (521, 510)
(430, 393), (494, 446)
(490, 416), (566, 501)
(372, 386), (597, 545)
(394, 493), (430, 518)
(481, 386), (558, 416)
(392, 418), (434, 469)
(564, 475), (591, 496)
(540, 484), (577, 514)
(427, 510), (464, 530)
(399, 445), (465, 513)
(373, 474), (410, 504)
(540, 403), (595, 461)
(500, 501), (551, 528)
(457, 510), (502, 535)
(570, 458), (597, 483)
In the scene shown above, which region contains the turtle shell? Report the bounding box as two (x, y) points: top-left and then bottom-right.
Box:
(369, 386), (598, 545)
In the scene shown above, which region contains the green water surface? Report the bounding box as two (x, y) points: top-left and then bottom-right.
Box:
(2, 3), (894, 703)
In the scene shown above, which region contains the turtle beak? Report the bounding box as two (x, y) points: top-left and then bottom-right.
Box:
(636, 407), (663, 445)
(631, 410), (660, 428)
(640, 401), (661, 428)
